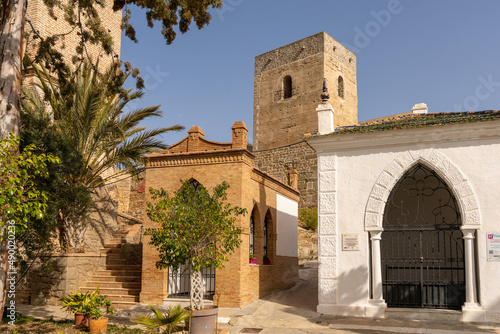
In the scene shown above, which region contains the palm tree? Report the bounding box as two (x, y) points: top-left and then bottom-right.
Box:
(132, 304), (189, 334)
(22, 61), (184, 250)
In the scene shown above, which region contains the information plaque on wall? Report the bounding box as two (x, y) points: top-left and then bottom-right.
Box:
(342, 233), (359, 251)
(487, 233), (500, 262)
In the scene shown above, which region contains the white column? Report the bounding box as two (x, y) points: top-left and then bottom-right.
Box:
(370, 230), (385, 303)
(462, 229), (478, 307)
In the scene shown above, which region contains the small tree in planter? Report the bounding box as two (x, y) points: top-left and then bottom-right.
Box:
(146, 180), (246, 311)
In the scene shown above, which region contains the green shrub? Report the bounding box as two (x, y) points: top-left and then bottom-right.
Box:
(299, 207), (317, 231)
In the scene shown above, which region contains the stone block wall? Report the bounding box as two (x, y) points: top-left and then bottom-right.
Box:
(254, 141), (317, 208)
(30, 253), (106, 306)
(110, 172), (146, 220)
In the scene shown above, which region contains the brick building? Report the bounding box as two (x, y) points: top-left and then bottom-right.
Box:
(141, 121), (300, 307)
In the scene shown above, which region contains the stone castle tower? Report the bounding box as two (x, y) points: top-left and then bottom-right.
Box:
(253, 32), (358, 207)
(253, 32), (358, 151)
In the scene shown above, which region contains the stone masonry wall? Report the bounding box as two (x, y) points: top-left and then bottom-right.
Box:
(30, 253), (106, 306)
(254, 141), (317, 208)
(110, 172), (146, 220)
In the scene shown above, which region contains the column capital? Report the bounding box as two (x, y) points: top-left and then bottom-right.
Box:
(370, 230), (383, 240)
(461, 229), (476, 239)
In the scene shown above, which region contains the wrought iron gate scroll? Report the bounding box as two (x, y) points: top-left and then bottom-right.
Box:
(381, 164), (466, 309)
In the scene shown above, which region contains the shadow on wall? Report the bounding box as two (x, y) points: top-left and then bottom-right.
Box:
(84, 186), (120, 252)
(336, 265), (369, 306)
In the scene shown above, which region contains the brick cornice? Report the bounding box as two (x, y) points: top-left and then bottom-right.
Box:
(251, 168), (300, 201)
(146, 149), (254, 168)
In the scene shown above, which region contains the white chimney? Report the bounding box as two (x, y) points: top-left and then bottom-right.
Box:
(412, 103), (428, 114)
(317, 103), (335, 134)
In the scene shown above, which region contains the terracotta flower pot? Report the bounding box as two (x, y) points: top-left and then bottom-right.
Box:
(74, 312), (89, 327)
(89, 317), (108, 334)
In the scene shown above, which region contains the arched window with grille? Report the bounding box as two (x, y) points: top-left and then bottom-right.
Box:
(338, 76), (345, 99)
(283, 75), (293, 99)
(263, 210), (273, 265)
(263, 216), (268, 257)
(249, 212), (255, 256)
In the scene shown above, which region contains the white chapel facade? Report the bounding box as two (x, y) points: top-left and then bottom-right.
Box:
(308, 102), (500, 322)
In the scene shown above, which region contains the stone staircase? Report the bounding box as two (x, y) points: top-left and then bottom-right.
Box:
(80, 226), (142, 310)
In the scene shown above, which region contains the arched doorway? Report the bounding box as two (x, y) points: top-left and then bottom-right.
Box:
(381, 163), (466, 309)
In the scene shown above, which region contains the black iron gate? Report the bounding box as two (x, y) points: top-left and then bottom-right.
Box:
(168, 264), (216, 300)
(381, 164), (465, 309)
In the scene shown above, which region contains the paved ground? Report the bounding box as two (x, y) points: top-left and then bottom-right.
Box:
(15, 264), (500, 334)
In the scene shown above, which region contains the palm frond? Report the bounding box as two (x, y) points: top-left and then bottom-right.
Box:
(131, 304), (189, 333)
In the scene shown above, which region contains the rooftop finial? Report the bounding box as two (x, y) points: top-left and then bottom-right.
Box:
(321, 78), (330, 103)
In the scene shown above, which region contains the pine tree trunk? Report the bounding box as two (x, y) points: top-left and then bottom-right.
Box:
(190, 270), (205, 310)
(0, 0), (27, 138)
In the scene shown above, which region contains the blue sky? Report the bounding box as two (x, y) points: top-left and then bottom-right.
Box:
(122, 0), (500, 145)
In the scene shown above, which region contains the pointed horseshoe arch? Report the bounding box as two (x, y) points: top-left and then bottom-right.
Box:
(364, 150), (481, 231)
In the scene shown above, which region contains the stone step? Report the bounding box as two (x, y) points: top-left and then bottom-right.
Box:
(104, 243), (122, 249)
(110, 301), (139, 310)
(105, 294), (140, 303)
(100, 248), (121, 254)
(92, 275), (141, 283)
(105, 264), (141, 271)
(81, 287), (141, 296)
(85, 281), (141, 289)
(105, 259), (127, 265)
(385, 308), (462, 321)
(105, 253), (122, 259)
(97, 270), (142, 277)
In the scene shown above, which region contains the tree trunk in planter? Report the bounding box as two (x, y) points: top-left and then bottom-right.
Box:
(190, 270), (205, 310)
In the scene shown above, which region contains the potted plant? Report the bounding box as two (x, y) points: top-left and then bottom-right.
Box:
(132, 304), (189, 333)
(82, 287), (115, 334)
(146, 180), (247, 333)
(263, 255), (272, 265)
(249, 253), (257, 264)
(60, 290), (90, 327)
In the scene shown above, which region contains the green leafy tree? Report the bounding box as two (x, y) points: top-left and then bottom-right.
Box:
(21, 61), (184, 251)
(0, 133), (58, 317)
(146, 180), (246, 310)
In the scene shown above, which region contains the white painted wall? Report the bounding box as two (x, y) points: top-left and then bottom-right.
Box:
(310, 120), (500, 322)
(276, 194), (299, 257)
